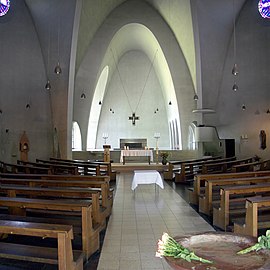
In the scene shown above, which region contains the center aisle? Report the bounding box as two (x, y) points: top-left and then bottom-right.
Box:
(97, 173), (215, 270)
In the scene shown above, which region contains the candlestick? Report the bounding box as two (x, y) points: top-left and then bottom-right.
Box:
(102, 133), (108, 144)
(154, 132), (160, 164)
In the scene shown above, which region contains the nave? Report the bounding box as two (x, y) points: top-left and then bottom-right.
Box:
(97, 173), (215, 270)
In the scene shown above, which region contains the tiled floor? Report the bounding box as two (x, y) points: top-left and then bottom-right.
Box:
(97, 173), (215, 270)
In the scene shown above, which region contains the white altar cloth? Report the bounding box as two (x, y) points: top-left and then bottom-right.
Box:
(120, 149), (153, 164)
(131, 170), (164, 190)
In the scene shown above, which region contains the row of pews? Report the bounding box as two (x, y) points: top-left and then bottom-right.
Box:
(164, 155), (270, 183)
(188, 167), (270, 238)
(0, 158), (115, 269)
(0, 157), (116, 180)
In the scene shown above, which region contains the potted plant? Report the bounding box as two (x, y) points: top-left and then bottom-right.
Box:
(160, 152), (169, 165)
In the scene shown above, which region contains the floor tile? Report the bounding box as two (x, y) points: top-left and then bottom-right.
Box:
(97, 172), (215, 270)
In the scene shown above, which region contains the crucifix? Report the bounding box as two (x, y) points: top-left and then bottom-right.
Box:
(129, 112), (139, 126)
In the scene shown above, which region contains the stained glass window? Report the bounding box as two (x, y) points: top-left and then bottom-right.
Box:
(258, 0), (270, 19)
(0, 0), (10, 17)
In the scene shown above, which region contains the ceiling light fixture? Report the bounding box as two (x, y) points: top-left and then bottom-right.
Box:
(193, 94), (198, 101)
(54, 17), (62, 75)
(45, 25), (51, 90)
(45, 80), (51, 90)
(232, 82), (238, 92)
(232, 0), (238, 76)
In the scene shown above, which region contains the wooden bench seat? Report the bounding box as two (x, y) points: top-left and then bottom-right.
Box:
(174, 156), (236, 183)
(0, 178), (112, 223)
(49, 158), (117, 180)
(213, 183), (270, 231)
(201, 157), (253, 175)
(234, 196), (270, 237)
(0, 162), (52, 174)
(199, 175), (270, 216)
(45, 158), (102, 176)
(0, 174), (113, 212)
(163, 156), (222, 181)
(50, 158), (116, 180)
(0, 184), (106, 227)
(35, 159), (79, 175)
(189, 170), (270, 206)
(232, 159), (270, 173)
(0, 196), (99, 260)
(0, 220), (83, 270)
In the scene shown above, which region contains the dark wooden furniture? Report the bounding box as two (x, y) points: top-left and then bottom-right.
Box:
(0, 220), (83, 270)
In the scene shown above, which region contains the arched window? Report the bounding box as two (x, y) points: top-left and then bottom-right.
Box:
(72, 121), (82, 151)
(188, 124), (196, 150)
(169, 122), (173, 149)
(175, 119), (180, 149)
(172, 121), (176, 149)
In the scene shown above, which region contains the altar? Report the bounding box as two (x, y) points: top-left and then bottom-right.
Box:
(120, 149), (153, 165)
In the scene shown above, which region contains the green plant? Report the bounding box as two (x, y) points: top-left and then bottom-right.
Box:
(237, 230), (270, 254)
(156, 233), (213, 264)
(160, 152), (169, 159)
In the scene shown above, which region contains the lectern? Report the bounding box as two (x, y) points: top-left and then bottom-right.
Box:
(103, 145), (111, 162)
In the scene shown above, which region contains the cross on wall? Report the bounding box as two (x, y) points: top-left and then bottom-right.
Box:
(129, 112), (139, 126)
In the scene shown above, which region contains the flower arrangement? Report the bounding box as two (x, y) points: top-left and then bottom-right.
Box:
(156, 233), (212, 264)
(156, 230), (270, 267)
(160, 152), (169, 159)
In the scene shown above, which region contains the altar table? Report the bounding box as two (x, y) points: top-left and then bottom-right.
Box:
(131, 170), (164, 190)
(120, 149), (153, 165)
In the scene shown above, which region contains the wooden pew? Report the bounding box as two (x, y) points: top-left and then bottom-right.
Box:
(234, 196), (270, 237)
(0, 184), (106, 227)
(89, 160), (116, 180)
(35, 159), (79, 175)
(199, 175), (270, 216)
(0, 196), (100, 260)
(189, 170), (270, 206)
(201, 157), (253, 175)
(18, 160), (79, 176)
(39, 175), (113, 210)
(174, 156), (236, 183)
(163, 156), (222, 181)
(0, 177), (112, 218)
(0, 162), (52, 174)
(47, 158), (101, 176)
(50, 158), (116, 180)
(0, 220), (83, 270)
(231, 161), (264, 173)
(213, 183), (270, 231)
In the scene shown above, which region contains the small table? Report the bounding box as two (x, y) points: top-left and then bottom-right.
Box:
(120, 150), (153, 165)
(131, 170), (164, 191)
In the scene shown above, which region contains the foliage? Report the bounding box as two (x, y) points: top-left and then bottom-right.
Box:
(156, 232), (213, 264)
(237, 230), (270, 254)
(160, 152), (169, 159)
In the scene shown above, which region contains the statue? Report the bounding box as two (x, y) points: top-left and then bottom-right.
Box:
(260, 130), (266, 150)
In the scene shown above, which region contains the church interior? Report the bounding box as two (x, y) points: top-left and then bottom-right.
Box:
(1, 0), (270, 269)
